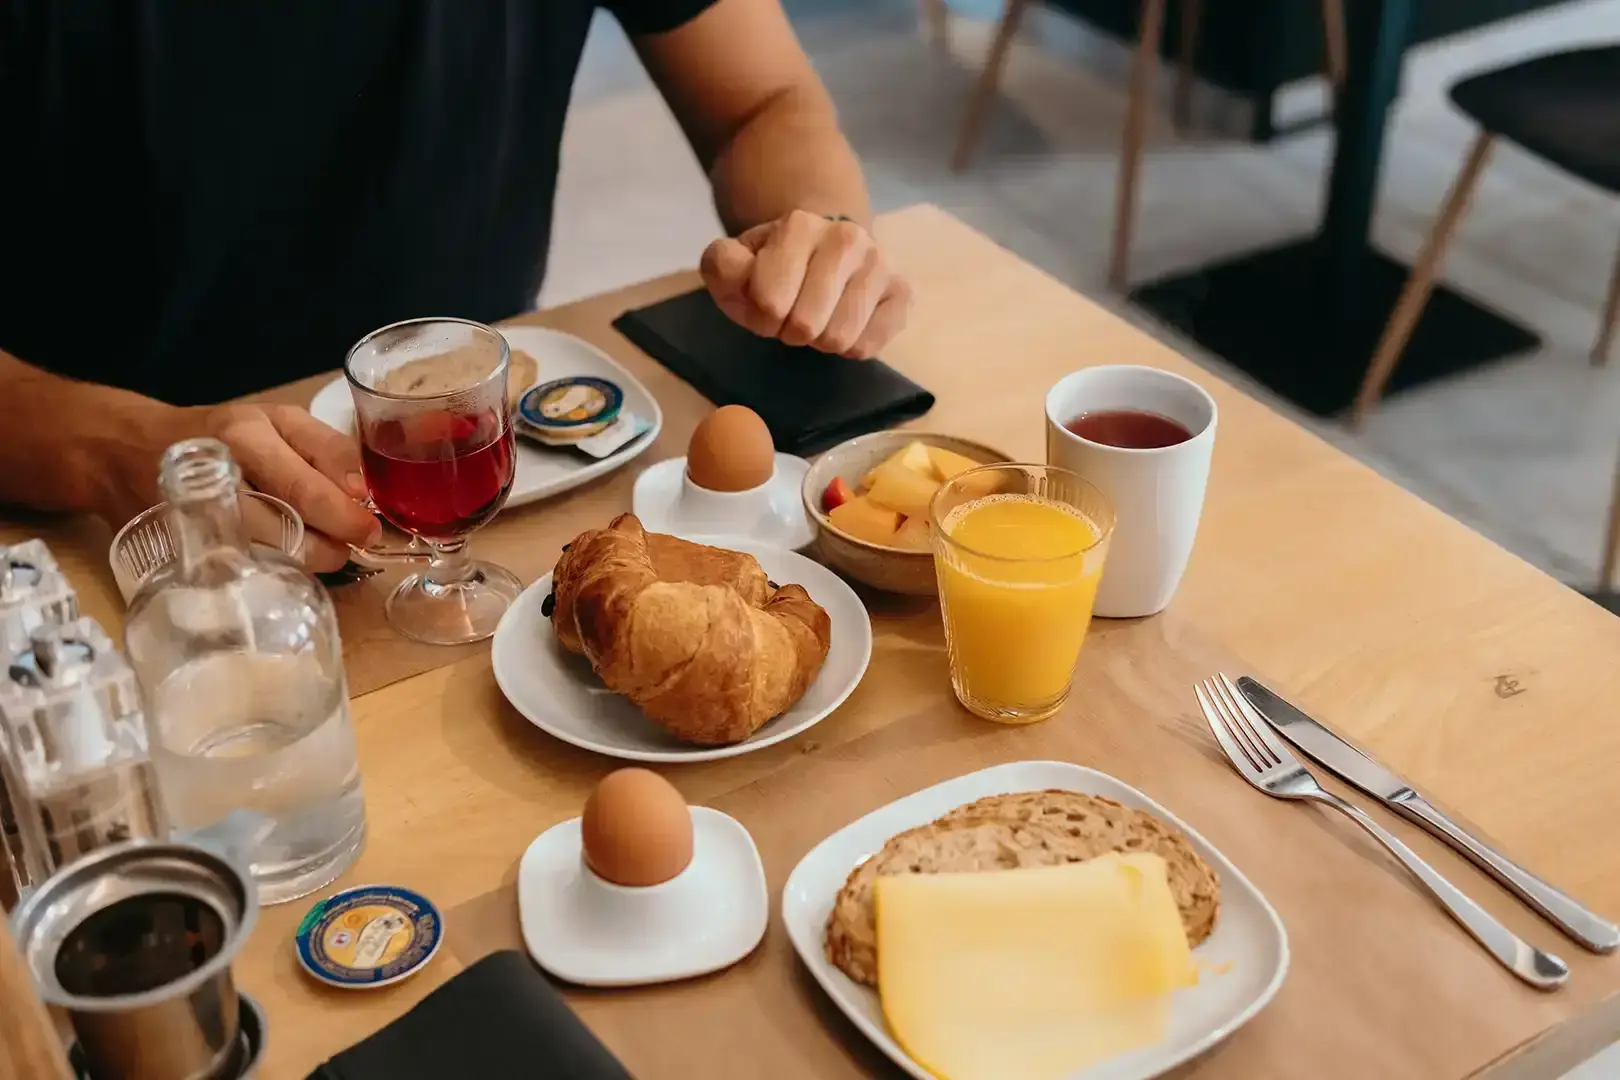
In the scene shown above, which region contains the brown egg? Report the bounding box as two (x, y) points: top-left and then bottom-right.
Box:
(686, 405), (775, 492)
(580, 768), (695, 887)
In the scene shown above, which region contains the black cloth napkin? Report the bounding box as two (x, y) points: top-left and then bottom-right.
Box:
(306, 951), (633, 1080)
(613, 287), (934, 456)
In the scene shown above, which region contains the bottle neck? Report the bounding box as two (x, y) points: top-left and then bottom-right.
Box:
(158, 439), (250, 569)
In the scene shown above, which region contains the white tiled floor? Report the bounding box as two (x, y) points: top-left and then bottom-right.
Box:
(547, 7), (1620, 1068)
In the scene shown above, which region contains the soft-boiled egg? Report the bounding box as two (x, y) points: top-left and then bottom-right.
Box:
(686, 405), (775, 492)
(580, 768), (695, 887)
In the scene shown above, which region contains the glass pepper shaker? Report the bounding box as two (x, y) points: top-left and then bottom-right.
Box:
(0, 539), (81, 911)
(0, 619), (167, 891)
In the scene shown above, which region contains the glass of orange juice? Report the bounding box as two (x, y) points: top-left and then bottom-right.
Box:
(931, 464), (1114, 723)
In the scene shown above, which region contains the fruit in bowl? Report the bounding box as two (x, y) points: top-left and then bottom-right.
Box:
(820, 440), (1002, 552)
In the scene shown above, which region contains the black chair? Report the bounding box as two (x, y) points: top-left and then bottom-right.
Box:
(1348, 45), (1620, 587)
(1354, 45), (1620, 426)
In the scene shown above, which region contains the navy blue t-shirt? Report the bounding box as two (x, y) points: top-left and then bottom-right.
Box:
(0, 1), (713, 404)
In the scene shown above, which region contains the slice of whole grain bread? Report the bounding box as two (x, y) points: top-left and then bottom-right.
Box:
(823, 790), (1220, 987)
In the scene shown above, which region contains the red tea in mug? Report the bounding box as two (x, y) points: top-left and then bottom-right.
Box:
(1065, 409), (1191, 449)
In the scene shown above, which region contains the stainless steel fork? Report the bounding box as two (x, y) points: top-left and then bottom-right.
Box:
(1196, 672), (1569, 991)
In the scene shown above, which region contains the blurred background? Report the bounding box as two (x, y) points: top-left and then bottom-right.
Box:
(547, 0), (1620, 610)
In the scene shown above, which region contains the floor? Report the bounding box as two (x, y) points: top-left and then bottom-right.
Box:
(548, 5), (1620, 1072)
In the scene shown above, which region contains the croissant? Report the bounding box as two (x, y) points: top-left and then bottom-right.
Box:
(548, 514), (833, 745)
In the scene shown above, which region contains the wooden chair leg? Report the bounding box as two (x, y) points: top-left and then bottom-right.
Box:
(1350, 132), (1495, 429)
(1173, 0), (1204, 130)
(951, 0), (1030, 172)
(919, 0), (950, 52)
(1109, 0), (1168, 292)
(1592, 241), (1620, 366)
(1320, 0), (1347, 105)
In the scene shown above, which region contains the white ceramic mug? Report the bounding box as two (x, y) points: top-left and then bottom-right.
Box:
(1045, 365), (1217, 618)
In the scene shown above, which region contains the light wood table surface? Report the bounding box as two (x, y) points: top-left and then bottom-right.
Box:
(6, 205), (1620, 1079)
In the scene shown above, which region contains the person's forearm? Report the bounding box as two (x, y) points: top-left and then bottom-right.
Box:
(707, 84), (871, 235)
(0, 349), (172, 516)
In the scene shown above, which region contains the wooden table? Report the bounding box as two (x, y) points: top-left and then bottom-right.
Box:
(6, 205), (1620, 1079)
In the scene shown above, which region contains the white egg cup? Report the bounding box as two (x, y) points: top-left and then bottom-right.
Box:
(632, 454), (815, 549)
(517, 806), (769, 987)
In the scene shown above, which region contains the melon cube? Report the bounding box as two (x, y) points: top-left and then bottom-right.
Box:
(861, 440), (935, 489)
(892, 515), (933, 552)
(866, 460), (944, 519)
(828, 496), (904, 546)
(928, 446), (999, 499)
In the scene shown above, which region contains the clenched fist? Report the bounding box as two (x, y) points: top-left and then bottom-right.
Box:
(700, 209), (913, 359)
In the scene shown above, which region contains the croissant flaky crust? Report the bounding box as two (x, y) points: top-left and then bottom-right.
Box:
(549, 514), (833, 745)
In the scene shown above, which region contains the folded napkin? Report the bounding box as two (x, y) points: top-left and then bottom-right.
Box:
(306, 951), (633, 1080)
(613, 287), (935, 457)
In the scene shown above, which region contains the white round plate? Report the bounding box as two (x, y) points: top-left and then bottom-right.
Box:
(631, 454), (815, 550)
(518, 807), (768, 987)
(491, 541), (872, 763)
(308, 326), (663, 511)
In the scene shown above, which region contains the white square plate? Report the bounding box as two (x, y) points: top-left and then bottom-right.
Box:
(781, 761), (1289, 1080)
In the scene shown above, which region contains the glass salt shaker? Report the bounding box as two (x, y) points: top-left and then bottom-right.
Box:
(0, 539), (81, 911)
(123, 438), (368, 905)
(0, 618), (167, 891)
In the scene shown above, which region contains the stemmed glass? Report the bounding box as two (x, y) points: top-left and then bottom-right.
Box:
(345, 318), (522, 645)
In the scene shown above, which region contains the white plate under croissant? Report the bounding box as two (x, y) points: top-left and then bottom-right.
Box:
(492, 519), (873, 763)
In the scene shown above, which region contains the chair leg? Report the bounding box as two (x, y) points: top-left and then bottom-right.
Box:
(951, 0), (1030, 172)
(1320, 0), (1347, 108)
(1593, 241), (1620, 366)
(1173, 0), (1204, 130)
(919, 0), (949, 51)
(1350, 132), (1495, 429)
(1109, 0), (1168, 292)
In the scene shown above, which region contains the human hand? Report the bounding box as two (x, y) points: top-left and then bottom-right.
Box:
(113, 403), (380, 574)
(699, 209), (913, 358)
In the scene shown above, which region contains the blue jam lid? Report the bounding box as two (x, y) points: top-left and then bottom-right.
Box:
(295, 884), (443, 989)
(518, 376), (624, 433)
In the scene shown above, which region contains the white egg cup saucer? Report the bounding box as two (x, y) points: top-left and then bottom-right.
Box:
(632, 454), (814, 549)
(517, 806), (768, 987)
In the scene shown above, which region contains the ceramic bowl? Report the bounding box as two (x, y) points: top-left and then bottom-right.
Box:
(801, 431), (1012, 596)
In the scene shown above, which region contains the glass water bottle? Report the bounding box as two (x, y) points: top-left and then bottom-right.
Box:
(123, 438), (367, 905)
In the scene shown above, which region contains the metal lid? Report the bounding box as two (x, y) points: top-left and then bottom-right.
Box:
(295, 883), (443, 989)
(0, 539), (79, 655)
(517, 377), (623, 442)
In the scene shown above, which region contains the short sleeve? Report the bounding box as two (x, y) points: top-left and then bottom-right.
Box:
(602, 0), (720, 36)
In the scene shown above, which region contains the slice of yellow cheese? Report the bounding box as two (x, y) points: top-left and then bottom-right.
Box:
(876, 853), (1196, 1080)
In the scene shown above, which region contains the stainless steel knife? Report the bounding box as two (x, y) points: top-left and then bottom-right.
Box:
(1236, 675), (1620, 954)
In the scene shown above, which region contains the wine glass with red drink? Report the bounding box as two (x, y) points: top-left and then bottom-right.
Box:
(345, 318), (522, 644)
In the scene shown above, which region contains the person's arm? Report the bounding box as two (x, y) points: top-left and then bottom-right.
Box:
(632, 0), (869, 233)
(631, 0), (910, 358)
(0, 348), (376, 570)
(0, 348), (168, 518)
